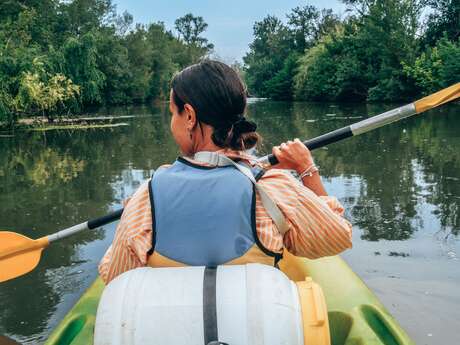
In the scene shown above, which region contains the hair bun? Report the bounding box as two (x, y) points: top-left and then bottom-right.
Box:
(227, 116), (258, 150)
(232, 116), (257, 136)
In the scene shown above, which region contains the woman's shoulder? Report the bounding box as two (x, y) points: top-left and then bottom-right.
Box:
(256, 168), (304, 203)
(258, 168), (300, 186)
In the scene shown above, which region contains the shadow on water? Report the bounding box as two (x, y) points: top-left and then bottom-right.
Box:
(0, 100), (459, 343)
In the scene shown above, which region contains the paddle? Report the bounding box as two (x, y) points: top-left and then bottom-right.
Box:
(1, 83), (459, 283)
(258, 82), (460, 166)
(0, 209), (123, 283)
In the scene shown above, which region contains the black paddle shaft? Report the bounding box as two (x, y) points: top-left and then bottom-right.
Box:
(87, 208), (124, 229)
(267, 126), (353, 166)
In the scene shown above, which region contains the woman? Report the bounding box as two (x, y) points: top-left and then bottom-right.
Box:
(99, 60), (352, 284)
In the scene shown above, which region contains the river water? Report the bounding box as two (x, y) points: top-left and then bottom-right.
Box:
(0, 100), (459, 345)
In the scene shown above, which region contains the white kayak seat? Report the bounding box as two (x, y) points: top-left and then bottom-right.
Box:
(94, 264), (330, 345)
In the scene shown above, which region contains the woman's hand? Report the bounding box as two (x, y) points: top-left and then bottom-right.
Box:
(272, 138), (314, 173)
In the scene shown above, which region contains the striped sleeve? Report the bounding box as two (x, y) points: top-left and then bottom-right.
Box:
(258, 169), (352, 259)
(98, 181), (153, 284)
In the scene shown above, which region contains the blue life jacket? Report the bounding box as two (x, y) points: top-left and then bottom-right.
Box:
(147, 157), (279, 267)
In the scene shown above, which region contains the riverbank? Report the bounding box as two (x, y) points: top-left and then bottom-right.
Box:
(0, 115), (139, 132)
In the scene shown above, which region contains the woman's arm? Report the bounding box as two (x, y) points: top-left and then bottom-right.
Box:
(258, 171), (352, 259)
(98, 182), (153, 284)
(268, 140), (352, 258)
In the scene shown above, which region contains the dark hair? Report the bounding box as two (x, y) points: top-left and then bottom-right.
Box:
(171, 60), (259, 150)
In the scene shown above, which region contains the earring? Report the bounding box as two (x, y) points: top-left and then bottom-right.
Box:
(188, 128), (193, 140)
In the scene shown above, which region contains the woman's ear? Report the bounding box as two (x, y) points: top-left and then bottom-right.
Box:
(184, 103), (197, 129)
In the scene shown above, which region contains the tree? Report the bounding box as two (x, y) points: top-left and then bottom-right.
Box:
(94, 28), (132, 104)
(343, 0), (423, 101)
(146, 23), (180, 100)
(175, 13), (207, 46)
(174, 13), (214, 62)
(263, 53), (300, 100)
(422, 0), (460, 47)
(294, 34), (340, 101)
(315, 9), (341, 41)
(123, 24), (152, 102)
(243, 15), (294, 96)
(62, 0), (116, 36)
(292, 0), (424, 101)
(244, 5), (341, 99)
(287, 5), (320, 52)
(62, 32), (105, 105)
(114, 10), (133, 36)
(403, 37), (460, 94)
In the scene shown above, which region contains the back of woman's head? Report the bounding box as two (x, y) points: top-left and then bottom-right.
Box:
(171, 60), (259, 150)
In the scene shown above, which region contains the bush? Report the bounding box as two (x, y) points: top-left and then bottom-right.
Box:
(294, 40), (337, 100)
(16, 59), (80, 121)
(263, 53), (299, 100)
(63, 33), (105, 105)
(403, 37), (460, 95)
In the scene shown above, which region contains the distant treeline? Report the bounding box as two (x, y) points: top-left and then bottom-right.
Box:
(0, 0), (213, 126)
(243, 0), (460, 102)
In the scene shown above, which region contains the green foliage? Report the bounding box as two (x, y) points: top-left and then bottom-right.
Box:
(263, 53), (300, 100)
(63, 33), (105, 105)
(244, 16), (295, 96)
(287, 5), (319, 52)
(174, 13), (214, 63)
(146, 23), (182, 100)
(0, 1), (213, 126)
(15, 59), (80, 120)
(63, 0), (116, 36)
(437, 39), (460, 86)
(244, 6), (340, 98)
(354, 0), (423, 101)
(94, 29), (132, 104)
(294, 35), (339, 101)
(245, 0), (460, 102)
(422, 0), (460, 47)
(403, 37), (460, 94)
(0, 88), (14, 125)
(293, 0), (421, 101)
(123, 25), (152, 102)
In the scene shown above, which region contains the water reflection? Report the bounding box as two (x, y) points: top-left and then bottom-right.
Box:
(0, 104), (178, 343)
(0, 101), (459, 343)
(251, 101), (460, 242)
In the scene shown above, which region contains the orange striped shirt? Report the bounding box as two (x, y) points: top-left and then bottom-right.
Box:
(99, 157), (352, 284)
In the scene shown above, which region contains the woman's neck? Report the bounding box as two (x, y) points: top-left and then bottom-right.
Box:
(193, 142), (221, 153)
(190, 122), (222, 154)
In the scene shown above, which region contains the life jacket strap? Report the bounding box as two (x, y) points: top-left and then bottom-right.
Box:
(192, 152), (290, 236)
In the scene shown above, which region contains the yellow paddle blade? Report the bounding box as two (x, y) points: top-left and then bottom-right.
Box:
(414, 83), (460, 113)
(0, 232), (49, 283)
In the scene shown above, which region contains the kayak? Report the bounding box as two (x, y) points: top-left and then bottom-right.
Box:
(44, 251), (415, 345)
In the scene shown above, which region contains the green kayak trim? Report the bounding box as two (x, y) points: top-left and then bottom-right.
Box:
(45, 254), (415, 345)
